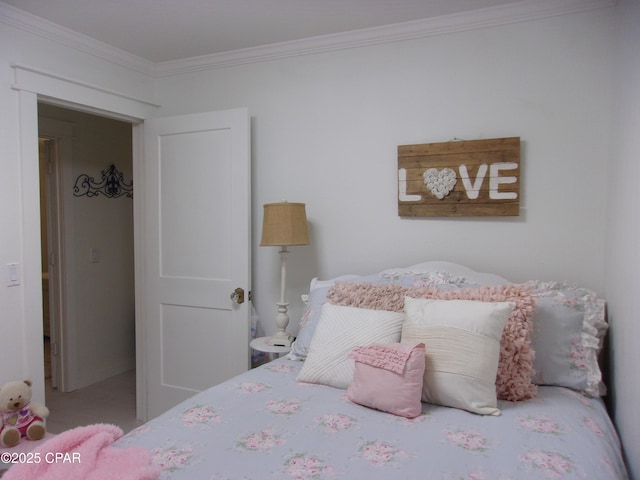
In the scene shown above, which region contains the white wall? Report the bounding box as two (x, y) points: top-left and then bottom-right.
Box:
(156, 8), (615, 335)
(605, 0), (640, 476)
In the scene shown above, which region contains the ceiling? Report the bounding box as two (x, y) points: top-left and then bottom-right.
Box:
(3, 0), (523, 63)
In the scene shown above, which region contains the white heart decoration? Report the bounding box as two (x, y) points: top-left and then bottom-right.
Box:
(423, 168), (457, 199)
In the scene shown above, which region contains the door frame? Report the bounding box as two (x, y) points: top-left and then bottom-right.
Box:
(13, 65), (158, 416)
(37, 118), (74, 392)
(132, 122), (147, 420)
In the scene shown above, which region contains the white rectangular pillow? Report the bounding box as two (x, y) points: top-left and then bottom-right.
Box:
(401, 297), (514, 415)
(297, 304), (405, 389)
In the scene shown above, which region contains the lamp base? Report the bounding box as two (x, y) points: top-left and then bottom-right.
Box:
(267, 331), (294, 348)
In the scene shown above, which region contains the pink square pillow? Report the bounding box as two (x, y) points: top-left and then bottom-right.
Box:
(347, 343), (425, 418)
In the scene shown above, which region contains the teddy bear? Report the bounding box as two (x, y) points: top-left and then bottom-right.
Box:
(0, 380), (49, 448)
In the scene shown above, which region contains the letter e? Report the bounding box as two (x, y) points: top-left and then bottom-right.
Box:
(489, 162), (518, 200)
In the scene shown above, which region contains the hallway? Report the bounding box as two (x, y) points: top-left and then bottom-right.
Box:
(45, 370), (142, 435)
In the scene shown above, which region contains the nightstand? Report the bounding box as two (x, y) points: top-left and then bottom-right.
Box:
(250, 336), (292, 365)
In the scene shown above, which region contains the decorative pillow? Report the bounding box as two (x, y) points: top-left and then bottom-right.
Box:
(525, 281), (608, 396)
(348, 343), (425, 418)
(296, 304), (405, 389)
(289, 270), (471, 361)
(289, 286), (331, 361)
(328, 282), (538, 401)
(402, 297), (515, 415)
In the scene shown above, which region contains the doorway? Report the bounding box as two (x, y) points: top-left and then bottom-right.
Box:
(38, 103), (136, 412)
(15, 73), (250, 422)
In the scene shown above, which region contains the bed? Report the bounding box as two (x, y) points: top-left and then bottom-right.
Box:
(5, 262), (630, 479)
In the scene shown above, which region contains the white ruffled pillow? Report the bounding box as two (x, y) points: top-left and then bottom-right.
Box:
(525, 281), (608, 396)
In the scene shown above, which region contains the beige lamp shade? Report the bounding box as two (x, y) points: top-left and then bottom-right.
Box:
(260, 202), (310, 246)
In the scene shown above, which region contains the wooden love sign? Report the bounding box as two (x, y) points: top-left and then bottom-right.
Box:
(398, 137), (520, 217)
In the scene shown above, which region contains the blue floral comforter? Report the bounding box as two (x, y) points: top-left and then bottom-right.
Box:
(117, 358), (628, 479)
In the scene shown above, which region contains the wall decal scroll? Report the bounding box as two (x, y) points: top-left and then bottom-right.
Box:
(73, 164), (133, 199)
(398, 137), (520, 217)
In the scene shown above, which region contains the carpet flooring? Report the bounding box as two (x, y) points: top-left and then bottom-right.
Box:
(45, 369), (143, 435)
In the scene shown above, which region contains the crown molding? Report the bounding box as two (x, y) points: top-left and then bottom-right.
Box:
(1, 0), (615, 79)
(0, 1), (156, 77)
(155, 0), (616, 77)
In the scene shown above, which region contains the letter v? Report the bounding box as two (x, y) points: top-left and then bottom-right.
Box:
(459, 164), (488, 200)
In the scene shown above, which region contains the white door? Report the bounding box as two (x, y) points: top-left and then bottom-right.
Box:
(142, 108), (251, 419)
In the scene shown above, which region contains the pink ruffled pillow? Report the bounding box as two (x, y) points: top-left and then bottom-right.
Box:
(347, 343), (425, 418)
(328, 282), (538, 401)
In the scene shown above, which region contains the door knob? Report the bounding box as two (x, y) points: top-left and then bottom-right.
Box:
(230, 287), (245, 304)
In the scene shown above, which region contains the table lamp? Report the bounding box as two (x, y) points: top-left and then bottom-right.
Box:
(260, 202), (310, 347)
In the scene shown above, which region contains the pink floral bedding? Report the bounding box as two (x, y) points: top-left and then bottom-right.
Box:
(116, 357), (628, 479)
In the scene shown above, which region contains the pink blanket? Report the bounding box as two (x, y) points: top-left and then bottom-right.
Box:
(3, 423), (159, 480)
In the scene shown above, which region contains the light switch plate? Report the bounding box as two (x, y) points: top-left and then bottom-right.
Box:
(90, 247), (101, 263)
(7, 263), (20, 286)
